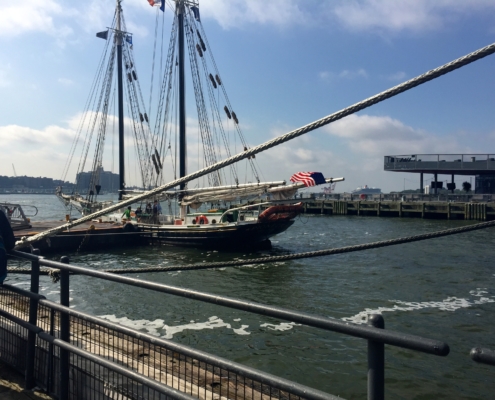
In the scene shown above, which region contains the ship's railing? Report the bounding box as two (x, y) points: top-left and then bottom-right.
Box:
(0, 250), (452, 400)
(383, 153), (495, 172)
(301, 193), (495, 202)
(0, 202), (34, 230)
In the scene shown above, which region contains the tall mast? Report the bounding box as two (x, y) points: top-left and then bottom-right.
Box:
(177, 0), (187, 192)
(116, 0), (125, 200)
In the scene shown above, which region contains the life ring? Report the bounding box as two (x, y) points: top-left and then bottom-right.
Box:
(198, 215), (208, 225)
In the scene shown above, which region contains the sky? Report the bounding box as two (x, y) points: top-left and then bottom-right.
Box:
(1, 0), (495, 193)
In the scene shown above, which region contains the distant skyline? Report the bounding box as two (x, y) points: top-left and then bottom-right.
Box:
(1, 0), (494, 193)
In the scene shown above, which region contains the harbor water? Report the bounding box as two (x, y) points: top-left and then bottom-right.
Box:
(2, 194), (494, 399)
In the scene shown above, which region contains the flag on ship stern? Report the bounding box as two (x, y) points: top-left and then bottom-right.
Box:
(290, 172), (326, 187)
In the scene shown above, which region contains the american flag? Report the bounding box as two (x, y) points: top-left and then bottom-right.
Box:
(290, 172), (326, 187)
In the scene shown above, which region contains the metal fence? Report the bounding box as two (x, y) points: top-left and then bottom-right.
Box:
(0, 249), (455, 400)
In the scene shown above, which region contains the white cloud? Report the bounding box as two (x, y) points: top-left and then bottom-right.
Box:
(386, 71), (407, 81)
(199, 0), (309, 29)
(339, 68), (368, 79)
(0, 0), (75, 38)
(0, 124), (75, 178)
(58, 78), (74, 86)
(319, 69), (368, 83)
(323, 114), (471, 157)
(332, 0), (495, 34)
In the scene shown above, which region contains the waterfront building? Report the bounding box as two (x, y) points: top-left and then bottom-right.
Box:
(384, 154), (495, 194)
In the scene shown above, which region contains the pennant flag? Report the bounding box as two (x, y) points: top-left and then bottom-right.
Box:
(191, 6), (200, 21)
(147, 0), (164, 11)
(290, 172), (326, 187)
(126, 35), (133, 45)
(96, 30), (108, 40)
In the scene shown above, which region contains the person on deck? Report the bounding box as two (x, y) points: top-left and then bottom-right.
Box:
(122, 206), (132, 220)
(145, 203), (152, 214)
(152, 200), (162, 223)
(0, 209), (15, 284)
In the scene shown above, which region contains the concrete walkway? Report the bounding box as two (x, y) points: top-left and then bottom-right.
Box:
(0, 361), (53, 400)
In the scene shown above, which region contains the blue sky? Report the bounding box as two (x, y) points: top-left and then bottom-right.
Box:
(1, 0), (494, 193)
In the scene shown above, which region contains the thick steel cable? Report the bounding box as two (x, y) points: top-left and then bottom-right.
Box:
(16, 41), (495, 248)
(9, 219), (495, 276)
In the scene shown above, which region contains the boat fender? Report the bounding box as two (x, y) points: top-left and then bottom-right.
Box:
(198, 215), (208, 225)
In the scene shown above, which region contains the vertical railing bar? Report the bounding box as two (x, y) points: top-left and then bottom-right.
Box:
(59, 256), (70, 400)
(25, 248), (40, 389)
(45, 307), (55, 393)
(368, 314), (385, 400)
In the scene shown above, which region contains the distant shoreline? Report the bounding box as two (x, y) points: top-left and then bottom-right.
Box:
(0, 192), (56, 195)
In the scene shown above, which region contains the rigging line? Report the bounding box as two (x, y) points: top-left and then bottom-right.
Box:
(105, 219), (491, 272)
(75, 15), (119, 187)
(17, 40), (495, 246)
(60, 13), (117, 183)
(189, 17), (237, 184)
(10, 219), (495, 277)
(78, 39), (117, 175)
(196, 19), (261, 182)
(122, 45), (155, 188)
(148, 7), (161, 122)
(190, 18), (237, 184)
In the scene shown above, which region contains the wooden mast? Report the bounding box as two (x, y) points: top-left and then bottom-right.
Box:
(116, 0), (125, 200)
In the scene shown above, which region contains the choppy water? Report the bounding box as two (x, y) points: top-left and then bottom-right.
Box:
(2, 194), (495, 399)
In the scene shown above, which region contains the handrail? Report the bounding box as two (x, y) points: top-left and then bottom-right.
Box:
(8, 250), (449, 356)
(470, 348), (495, 366)
(4, 250), (452, 400)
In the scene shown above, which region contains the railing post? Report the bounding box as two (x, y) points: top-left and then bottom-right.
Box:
(59, 256), (70, 400)
(25, 248), (40, 389)
(368, 314), (385, 400)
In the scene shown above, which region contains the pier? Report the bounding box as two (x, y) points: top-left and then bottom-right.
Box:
(300, 198), (495, 220)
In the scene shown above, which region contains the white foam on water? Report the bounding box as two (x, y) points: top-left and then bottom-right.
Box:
(343, 288), (495, 324)
(260, 322), (297, 331)
(10, 282), (30, 286)
(99, 314), (252, 339)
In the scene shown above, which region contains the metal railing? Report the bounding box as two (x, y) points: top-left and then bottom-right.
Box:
(384, 153), (495, 170)
(0, 249), (453, 400)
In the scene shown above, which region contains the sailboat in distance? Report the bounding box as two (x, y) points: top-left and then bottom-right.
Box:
(135, 0), (343, 248)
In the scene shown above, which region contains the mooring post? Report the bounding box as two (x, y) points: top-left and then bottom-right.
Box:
(368, 314), (385, 400)
(59, 256), (70, 400)
(25, 249), (40, 390)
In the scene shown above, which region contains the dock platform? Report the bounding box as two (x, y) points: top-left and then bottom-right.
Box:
(301, 199), (494, 220)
